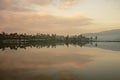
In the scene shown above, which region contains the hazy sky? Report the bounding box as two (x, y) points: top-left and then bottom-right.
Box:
(0, 0), (120, 35)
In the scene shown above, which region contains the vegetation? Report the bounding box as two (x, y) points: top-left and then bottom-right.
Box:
(0, 32), (92, 50)
(0, 32), (90, 43)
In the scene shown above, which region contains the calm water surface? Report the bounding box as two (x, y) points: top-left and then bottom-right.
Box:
(0, 42), (120, 80)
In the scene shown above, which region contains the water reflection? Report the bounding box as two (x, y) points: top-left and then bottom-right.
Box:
(0, 45), (94, 80)
(86, 42), (120, 51)
(0, 43), (120, 80)
(0, 41), (88, 50)
(0, 41), (120, 51)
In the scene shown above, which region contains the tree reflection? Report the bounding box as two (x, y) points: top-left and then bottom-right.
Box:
(0, 41), (89, 50)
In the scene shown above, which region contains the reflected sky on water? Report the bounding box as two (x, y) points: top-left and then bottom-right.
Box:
(0, 43), (120, 80)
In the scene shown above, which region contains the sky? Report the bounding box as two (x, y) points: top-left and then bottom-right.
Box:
(0, 0), (120, 35)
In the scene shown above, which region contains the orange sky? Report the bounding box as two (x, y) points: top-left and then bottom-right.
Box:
(0, 0), (120, 35)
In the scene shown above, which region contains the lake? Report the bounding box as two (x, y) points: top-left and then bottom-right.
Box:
(0, 42), (120, 80)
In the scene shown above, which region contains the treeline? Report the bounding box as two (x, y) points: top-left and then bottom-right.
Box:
(0, 32), (90, 43)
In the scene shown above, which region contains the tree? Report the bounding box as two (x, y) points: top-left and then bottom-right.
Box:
(90, 37), (93, 41)
(65, 35), (69, 41)
(95, 36), (98, 41)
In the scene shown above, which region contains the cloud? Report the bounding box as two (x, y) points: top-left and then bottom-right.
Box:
(27, 0), (51, 6)
(0, 0), (35, 12)
(0, 12), (92, 34)
(59, 0), (81, 9)
(27, 0), (81, 9)
(0, 0), (82, 12)
(0, 0), (14, 10)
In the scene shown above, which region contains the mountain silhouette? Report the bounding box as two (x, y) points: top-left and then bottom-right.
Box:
(83, 29), (120, 41)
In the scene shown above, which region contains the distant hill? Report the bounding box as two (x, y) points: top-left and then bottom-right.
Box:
(82, 29), (120, 41)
